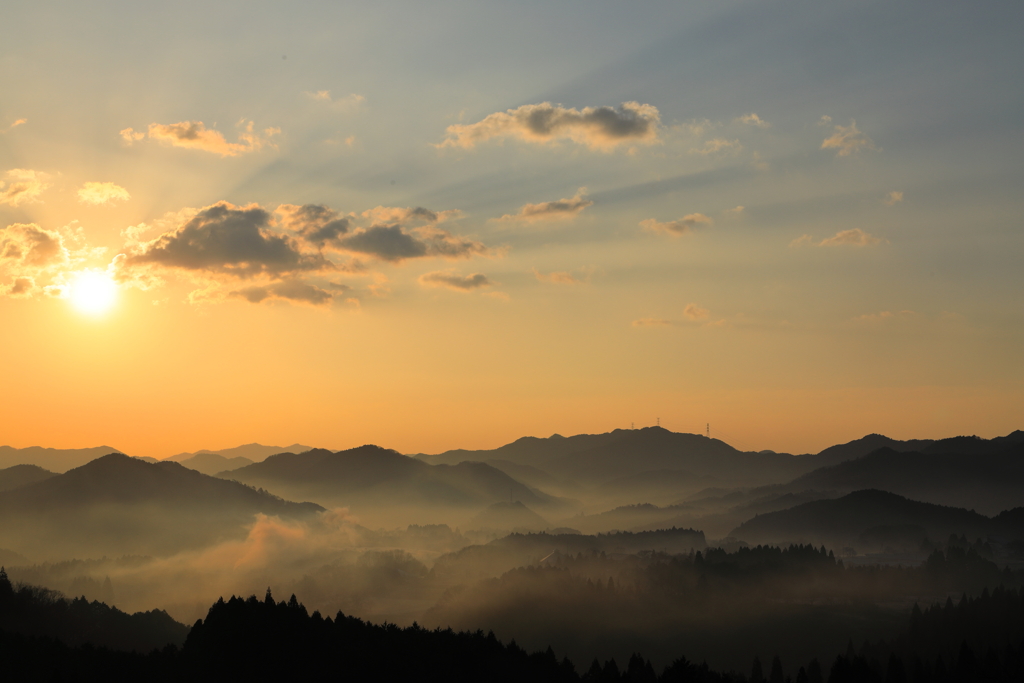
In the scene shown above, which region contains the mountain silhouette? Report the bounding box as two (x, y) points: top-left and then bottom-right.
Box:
(176, 452), (254, 476)
(730, 489), (1002, 548)
(0, 453), (324, 559)
(0, 464), (56, 492)
(222, 445), (560, 513)
(416, 427), (816, 490)
(165, 442), (314, 463)
(773, 442), (1024, 515)
(0, 445), (126, 473)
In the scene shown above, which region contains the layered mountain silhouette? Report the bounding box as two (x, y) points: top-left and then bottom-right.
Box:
(0, 464), (56, 492)
(221, 446), (562, 514)
(729, 489), (1024, 549)
(0, 453), (323, 559)
(415, 427), (818, 496)
(0, 446), (125, 473)
(166, 442), (313, 464)
(175, 452), (254, 476)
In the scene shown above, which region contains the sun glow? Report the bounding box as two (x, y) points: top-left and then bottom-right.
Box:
(67, 270), (118, 316)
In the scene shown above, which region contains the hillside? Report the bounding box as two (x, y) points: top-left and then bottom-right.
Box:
(416, 427), (815, 492)
(0, 446), (126, 473)
(166, 442), (313, 463)
(729, 489), (1009, 549)
(221, 445), (562, 514)
(0, 464), (56, 492)
(0, 454), (324, 559)
(176, 452), (254, 476)
(774, 442), (1024, 515)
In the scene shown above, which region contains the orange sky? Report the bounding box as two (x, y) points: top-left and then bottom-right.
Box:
(2, 2), (1022, 457)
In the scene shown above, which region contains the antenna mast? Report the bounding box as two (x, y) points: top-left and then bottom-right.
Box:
(707, 423), (710, 438)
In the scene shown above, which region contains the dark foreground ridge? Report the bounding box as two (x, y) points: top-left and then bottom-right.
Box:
(4, 565), (1024, 682)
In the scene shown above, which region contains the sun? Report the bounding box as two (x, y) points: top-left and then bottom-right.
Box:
(67, 270), (118, 316)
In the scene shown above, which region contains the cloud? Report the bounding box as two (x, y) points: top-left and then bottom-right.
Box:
(683, 303), (710, 320)
(817, 228), (884, 247)
(125, 202), (329, 276)
(884, 191), (904, 206)
(229, 280), (337, 306)
(632, 318), (674, 328)
(439, 101), (660, 150)
(2, 119), (27, 133)
(360, 206), (456, 225)
(789, 234), (814, 248)
(0, 169), (50, 207)
(690, 138), (741, 156)
(736, 113), (770, 128)
(276, 204), (352, 248)
(114, 201), (493, 306)
(304, 91), (365, 111)
(77, 181), (131, 206)
(818, 115), (833, 126)
(640, 213), (712, 236)
(0, 223), (68, 267)
(2, 276), (35, 297)
(497, 189), (592, 223)
(124, 120), (279, 156)
(821, 120), (877, 157)
(724, 205), (745, 214)
(418, 270), (493, 291)
(337, 225), (489, 262)
(533, 268), (587, 285)
(853, 310), (915, 324)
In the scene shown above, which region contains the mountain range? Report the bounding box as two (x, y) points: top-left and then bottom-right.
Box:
(0, 453), (323, 560)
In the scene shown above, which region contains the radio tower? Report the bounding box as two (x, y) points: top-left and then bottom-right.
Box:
(707, 423), (710, 438)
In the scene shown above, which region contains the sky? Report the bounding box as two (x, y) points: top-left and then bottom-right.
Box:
(1, 0), (1022, 458)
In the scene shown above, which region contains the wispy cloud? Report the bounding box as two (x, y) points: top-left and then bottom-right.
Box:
(632, 317), (674, 328)
(1, 119), (27, 133)
(690, 138), (742, 156)
(821, 120), (877, 157)
(735, 113), (771, 128)
(884, 191), (904, 206)
(640, 213), (712, 236)
(304, 91), (365, 112)
(77, 182), (130, 206)
(683, 303), (710, 320)
(439, 101), (660, 150)
(533, 267), (590, 285)
(496, 189), (593, 223)
(121, 120), (280, 157)
(418, 270), (493, 291)
(0, 169), (50, 207)
(633, 303), (712, 327)
(230, 280), (339, 306)
(818, 228), (884, 246)
(792, 229), (885, 247)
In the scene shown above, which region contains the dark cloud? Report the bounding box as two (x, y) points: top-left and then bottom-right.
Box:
(337, 225), (427, 262)
(278, 204), (351, 248)
(337, 226), (488, 262)
(128, 202), (329, 277)
(498, 189), (592, 223)
(418, 271), (492, 291)
(441, 102), (661, 150)
(230, 280), (336, 306)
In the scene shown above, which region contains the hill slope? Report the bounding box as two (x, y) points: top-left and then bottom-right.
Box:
(0, 464), (56, 492)
(0, 454), (323, 559)
(729, 489), (1015, 549)
(222, 445), (561, 513)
